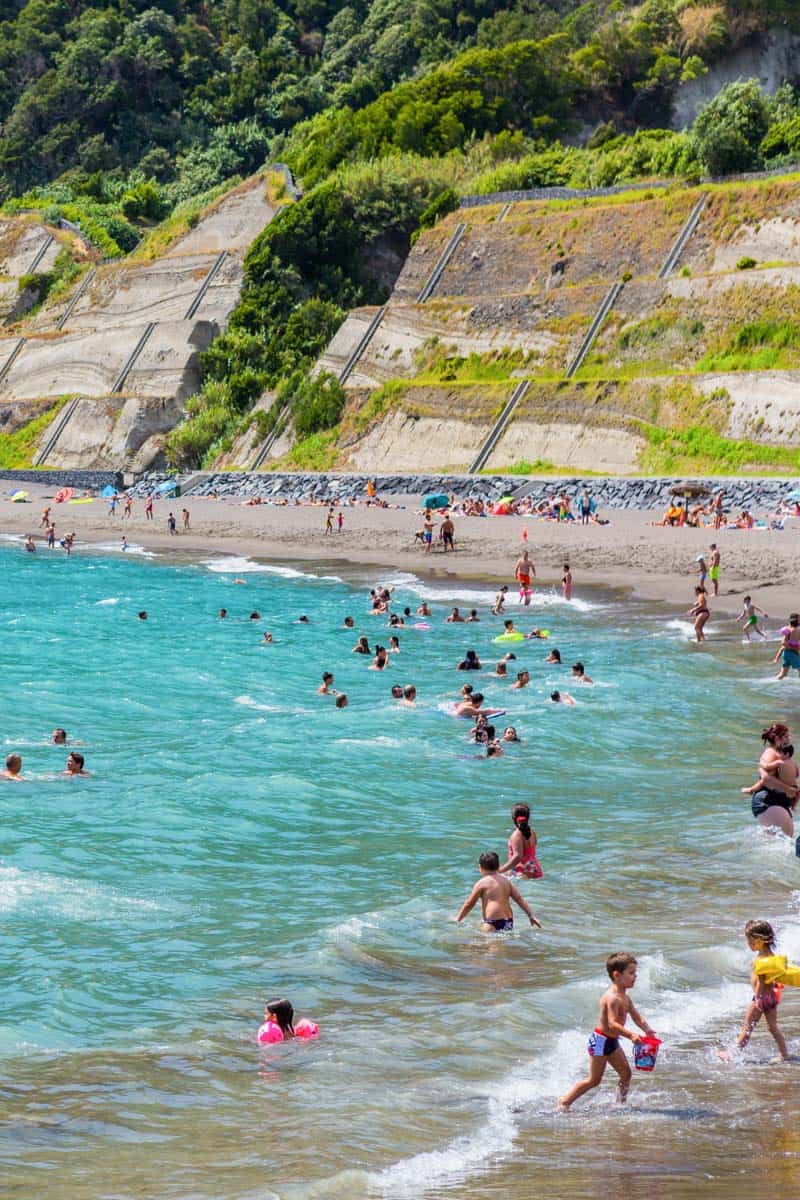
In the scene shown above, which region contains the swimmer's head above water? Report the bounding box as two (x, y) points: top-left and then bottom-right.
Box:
(52, 728), (67, 744)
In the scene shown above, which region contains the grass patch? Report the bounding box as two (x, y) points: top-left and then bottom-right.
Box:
(696, 319), (800, 372)
(483, 458), (605, 475)
(413, 345), (538, 384)
(268, 428), (341, 471)
(0, 398), (70, 468)
(639, 423), (800, 474)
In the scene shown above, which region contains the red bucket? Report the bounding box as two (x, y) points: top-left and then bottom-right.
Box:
(633, 1035), (661, 1072)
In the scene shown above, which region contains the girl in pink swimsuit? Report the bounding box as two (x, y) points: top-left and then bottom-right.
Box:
(499, 803), (543, 879)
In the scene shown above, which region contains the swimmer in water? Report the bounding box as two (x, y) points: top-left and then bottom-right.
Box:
(525, 628), (547, 640)
(52, 728), (68, 744)
(218, 608), (227, 619)
(400, 684), (417, 707)
(249, 611), (260, 621)
(455, 852), (542, 933)
(466, 609), (480, 622)
(2, 753), (24, 781)
(571, 662), (594, 684)
(546, 648), (561, 664)
(343, 616), (354, 628)
(562, 564), (573, 602)
(353, 636), (371, 655)
(416, 602), (431, 617)
(317, 672), (337, 695)
(446, 607), (465, 623)
(499, 803), (541, 878)
(298, 615), (310, 623)
(492, 586), (508, 615)
(458, 650), (482, 671)
(389, 635), (401, 654)
(486, 743), (504, 758)
(262, 631), (273, 643)
(370, 646), (389, 670)
(502, 726), (520, 743)
(494, 661), (508, 677)
(64, 751), (90, 776)
(335, 693), (348, 708)
(138, 611), (148, 620)
(24, 535), (35, 553)
(511, 669), (531, 689)
(391, 685), (403, 699)
(551, 690), (576, 706)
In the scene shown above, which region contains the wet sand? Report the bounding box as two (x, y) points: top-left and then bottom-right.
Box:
(2, 482), (799, 618)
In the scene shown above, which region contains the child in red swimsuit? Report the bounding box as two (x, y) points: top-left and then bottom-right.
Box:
(499, 803), (542, 879)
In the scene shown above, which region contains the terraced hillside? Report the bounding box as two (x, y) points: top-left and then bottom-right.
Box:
(311, 174), (800, 475)
(0, 177), (276, 471)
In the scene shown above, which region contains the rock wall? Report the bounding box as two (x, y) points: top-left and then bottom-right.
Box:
(0, 468), (122, 488)
(129, 470), (800, 513)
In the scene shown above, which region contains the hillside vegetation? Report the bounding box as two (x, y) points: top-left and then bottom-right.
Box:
(4, 0), (800, 469)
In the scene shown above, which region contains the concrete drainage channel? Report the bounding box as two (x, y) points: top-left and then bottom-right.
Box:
(466, 193), (709, 474)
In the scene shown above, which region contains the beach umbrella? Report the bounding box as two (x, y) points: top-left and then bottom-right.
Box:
(101, 485), (117, 498)
(785, 489), (800, 501)
(422, 492), (449, 510)
(10, 490), (28, 502)
(54, 487), (73, 503)
(156, 479), (178, 494)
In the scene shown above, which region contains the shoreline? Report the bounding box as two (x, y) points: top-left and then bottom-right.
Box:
(3, 482), (800, 618)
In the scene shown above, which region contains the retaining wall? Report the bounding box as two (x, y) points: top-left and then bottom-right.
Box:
(0, 468), (123, 489)
(129, 471), (800, 512)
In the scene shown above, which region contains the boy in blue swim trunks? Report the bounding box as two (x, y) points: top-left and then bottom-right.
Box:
(455, 852), (542, 933)
(558, 953), (655, 1110)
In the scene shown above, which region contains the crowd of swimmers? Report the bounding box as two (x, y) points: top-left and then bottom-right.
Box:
(13, 518), (800, 1112)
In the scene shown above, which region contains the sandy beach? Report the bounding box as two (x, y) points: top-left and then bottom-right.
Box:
(3, 479), (800, 618)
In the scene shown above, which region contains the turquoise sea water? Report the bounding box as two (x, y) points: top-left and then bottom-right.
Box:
(3, 540), (800, 1199)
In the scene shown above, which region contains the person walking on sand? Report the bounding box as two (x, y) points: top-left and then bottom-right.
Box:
(709, 543), (721, 596)
(145, 497), (154, 521)
(123, 495), (132, 518)
(562, 563), (572, 602)
(337, 511), (343, 533)
(40, 505), (51, 528)
(515, 549), (536, 606)
(182, 508), (190, 530)
(440, 514), (455, 552)
(325, 507), (334, 535)
(688, 585), (710, 642)
(423, 511), (434, 555)
(558, 953), (655, 1111)
(167, 512), (177, 535)
(47, 524), (56, 549)
(737, 595), (768, 642)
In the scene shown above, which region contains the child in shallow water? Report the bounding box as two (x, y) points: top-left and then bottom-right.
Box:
(718, 921), (790, 1062)
(258, 997), (319, 1044)
(499, 803), (542, 879)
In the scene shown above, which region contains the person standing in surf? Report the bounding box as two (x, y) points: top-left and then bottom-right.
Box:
(514, 549), (535, 606)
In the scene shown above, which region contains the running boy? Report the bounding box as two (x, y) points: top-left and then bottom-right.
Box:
(558, 952), (655, 1110)
(737, 595), (768, 641)
(455, 851), (542, 933)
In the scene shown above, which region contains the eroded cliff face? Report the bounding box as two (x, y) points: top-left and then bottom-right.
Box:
(671, 28), (800, 131)
(309, 175), (800, 475)
(0, 176), (277, 470)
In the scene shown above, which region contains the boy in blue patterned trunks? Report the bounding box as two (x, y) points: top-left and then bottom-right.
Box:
(558, 953), (656, 1110)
